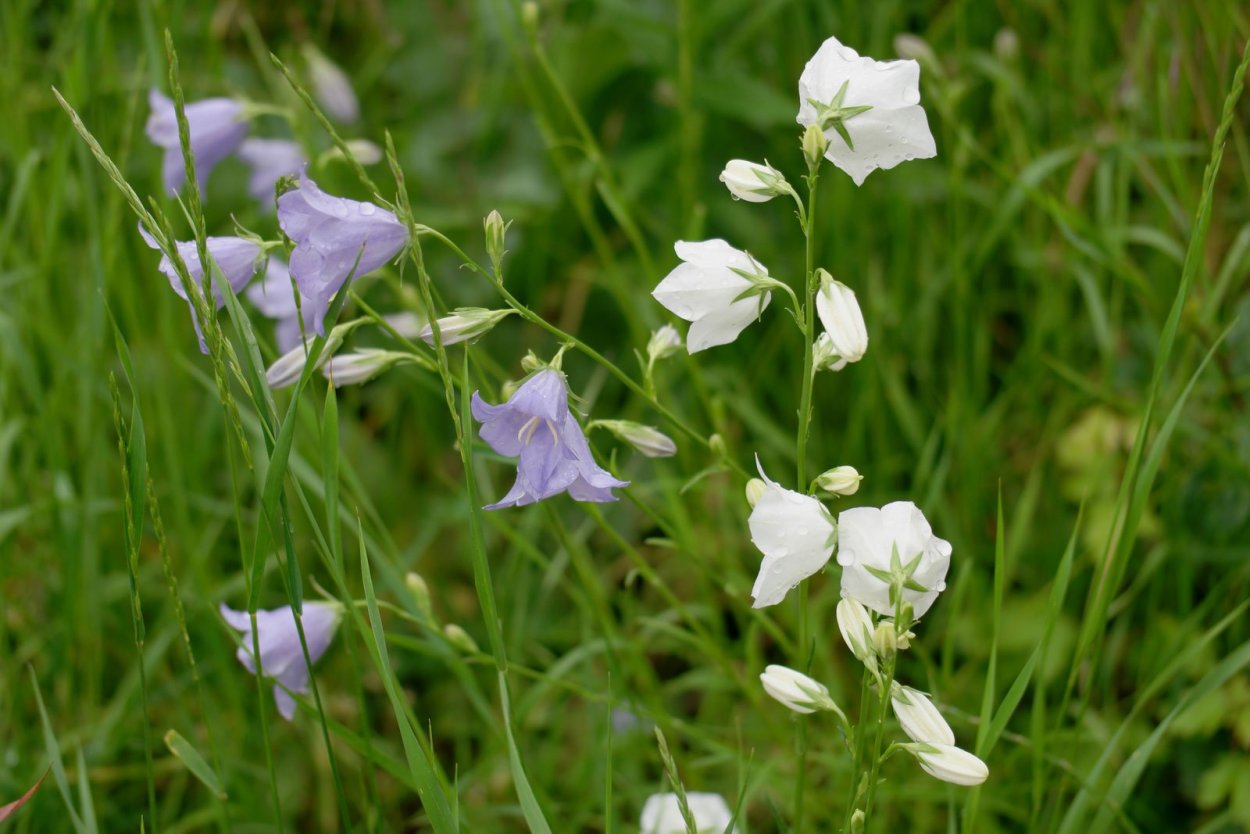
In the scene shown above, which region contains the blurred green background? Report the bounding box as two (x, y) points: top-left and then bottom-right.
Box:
(2, 0), (1249, 831)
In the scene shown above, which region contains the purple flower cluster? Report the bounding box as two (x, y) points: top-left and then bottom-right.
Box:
(471, 369), (629, 509)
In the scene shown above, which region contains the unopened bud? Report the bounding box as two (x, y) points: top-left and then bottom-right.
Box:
(802, 122), (829, 170)
(708, 433), (727, 457)
(519, 351), (545, 373)
(520, 1), (539, 31)
(646, 324), (683, 364)
(405, 572), (435, 623)
(302, 43), (359, 123)
(443, 624), (480, 654)
(265, 320), (357, 388)
(484, 210), (510, 272)
(719, 159), (792, 203)
(815, 465), (862, 496)
(836, 597), (876, 666)
(850, 810), (866, 834)
(993, 28), (1019, 61)
(873, 621), (898, 658)
(894, 33), (937, 65)
(745, 478), (767, 508)
(322, 349), (409, 387)
(419, 308), (513, 346)
(320, 139), (383, 166)
(595, 420), (677, 458)
(759, 664), (838, 714)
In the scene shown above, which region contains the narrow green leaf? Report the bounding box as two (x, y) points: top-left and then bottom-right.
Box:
(163, 730), (226, 800)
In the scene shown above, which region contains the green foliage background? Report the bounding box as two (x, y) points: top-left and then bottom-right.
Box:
(1, 0), (1249, 831)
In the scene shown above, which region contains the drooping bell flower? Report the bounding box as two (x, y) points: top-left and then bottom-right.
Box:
(145, 89), (248, 194)
(237, 138), (306, 207)
(748, 458), (836, 608)
(138, 224), (262, 353)
(220, 601), (342, 721)
(796, 35), (937, 185)
(814, 271), (868, 370)
(303, 44), (360, 123)
(836, 501), (951, 618)
(652, 239), (773, 353)
(276, 170), (408, 335)
(891, 684), (956, 745)
(470, 369), (628, 509)
(903, 743), (989, 786)
(247, 257), (316, 353)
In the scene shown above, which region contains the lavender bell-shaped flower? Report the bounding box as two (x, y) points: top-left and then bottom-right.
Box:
(138, 224), (262, 352)
(247, 257), (317, 352)
(220, 602), (342, 721)
(145, 89), (248, 194)
(276, 170), (408, 335)
(471, 369), (629, 509)
(237, 138), (306, 207)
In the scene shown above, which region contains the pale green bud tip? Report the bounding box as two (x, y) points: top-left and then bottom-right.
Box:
(521, 1), (539, 28)
(802, 122), (829, 168)
(745, 478), (766, 508)
(815, 465), (862, 496)
(872, 621), (898, 657)
(850, 810), (866, 834)
(759, 664), (836, 714)
(519, 351), (545, 373)
(646, 324), (683, 363)
(443, 624), (480, 654)
(405, 572), (434, 621)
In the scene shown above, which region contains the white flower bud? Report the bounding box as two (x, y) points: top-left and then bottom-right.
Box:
(891, 685), (955, 745)
(443, 624), (479, 654)
(836, 597), (876, 665)
(595, 420), (677, 458)
(302, 44), (359, 123)
(759, 664), (835, 714)
(320, 139), (383, 166)
(418, 307), (513, 346)
(265, 321), (354, 388)
(815, 465), (862, 496)
(322, 349), (408, 387)
(815, 271), (868, 370)
(646, 324), (683, 364)
(718, 159), (790, 203)
(745, 478), (767, 508)
(383, 311), (425, 340)
(906, 743), (989, 786)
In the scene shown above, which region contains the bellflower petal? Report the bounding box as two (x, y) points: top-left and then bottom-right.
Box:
(815, 275), (868, 368)
(146, 89), (248, 194)
(277, 171), (408, 335)
(303, 44), (360, 123)
(138, 224), (263, 353)
(247, 257), (317, 352)
(891, 685), (956, 745)
(640, 792), (736, 834)
(907, 743), (989, 786)
(837, 501), (952, 618)
(749, 458), (837, 608)
(237, 138), (306, 207)
(652, 239), (772, 353)
(471, 369), (628, 509)
(795, 36), (937, 185)
(219, 601), (342, 721)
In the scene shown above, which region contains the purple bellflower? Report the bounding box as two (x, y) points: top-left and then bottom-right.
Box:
(220, 602), (342, 721)
(237, 138), (306, 207)
(276, 171), (408, 335)
(247, 257), (317, 352)
(471, 369), (629, 509)
(138, 224), (262, 352)
(145, 90), (248, 195)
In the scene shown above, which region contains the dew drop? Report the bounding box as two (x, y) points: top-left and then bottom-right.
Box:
(360, 203), (377, 216)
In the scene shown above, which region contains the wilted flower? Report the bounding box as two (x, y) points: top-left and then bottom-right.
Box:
(219, 601), (342, 720)
(138, 224), (262, 353)
(640, 792), (735, 834)
(760, 664), (837, 714)
(815, 272), (868, 370)
(892, 685), (955, 745)
(471, 369), (629, 509)
(719, 159), (791, 203)
(146, 89), (248, 194)
(237, 138), (305, 207)
(836, 597), (876, 665)
(796, 36), (937, 185)
(418, 308), (513, 346)
(277, 170), (408, 335)
(905, 743), (989, 786)
(322, 349), (410, 387)
(748, 458), (837, 608)
(837, 501), (952, 618)
(247, 257), (316, 352)
(593, 420), (677, 458)
(303, 44), (359, 123)
(652, 239), (773, 353)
